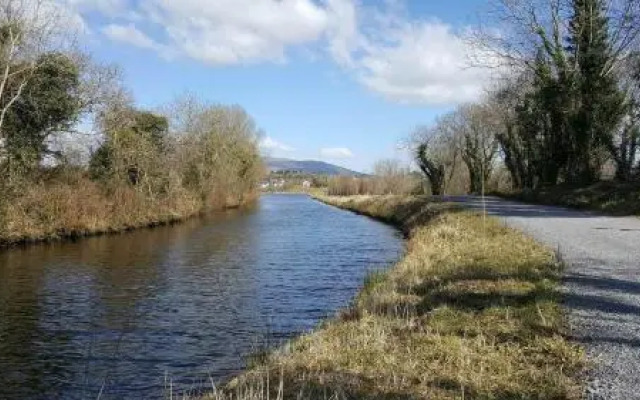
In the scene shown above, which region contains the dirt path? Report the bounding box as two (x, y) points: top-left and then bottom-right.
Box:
(446, 196), (640, 400)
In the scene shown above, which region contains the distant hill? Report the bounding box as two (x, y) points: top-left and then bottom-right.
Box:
(265, 157), (362, 176)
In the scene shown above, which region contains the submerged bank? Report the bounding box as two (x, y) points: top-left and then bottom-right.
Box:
(213, 195), (584, 400)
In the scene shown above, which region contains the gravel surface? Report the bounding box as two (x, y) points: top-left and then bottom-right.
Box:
(446, 196), (640, 400)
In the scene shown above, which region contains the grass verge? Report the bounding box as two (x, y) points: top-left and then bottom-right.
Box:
(208, 195), (584, 400)
(498, 181), (640, 216)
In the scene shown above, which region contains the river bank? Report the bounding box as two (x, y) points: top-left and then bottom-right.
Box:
(212, 195), (584, 399)
(0, 176), (257, 249)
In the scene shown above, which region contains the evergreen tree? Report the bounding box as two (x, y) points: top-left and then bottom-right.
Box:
(566, 0), (626, 183)
(3, 53), (81, 173)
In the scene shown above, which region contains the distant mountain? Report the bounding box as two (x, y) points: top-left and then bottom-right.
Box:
(264, 157), (362, 176)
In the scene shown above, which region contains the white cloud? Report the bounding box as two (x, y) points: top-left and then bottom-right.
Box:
(67, 0), (496, 105)
(260, 136), (295, 153)
(320, 147), (354, 159)
(87, 0), (329, 65)
(102, 24), (158, 49)
(358, 22), (494, 104)
(325, 0), (360, 67)
(325, 3), (497, 105)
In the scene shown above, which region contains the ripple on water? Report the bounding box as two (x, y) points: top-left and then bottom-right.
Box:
(0, 194), (403, 400)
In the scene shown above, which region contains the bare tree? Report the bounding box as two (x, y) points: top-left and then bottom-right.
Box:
(488, 75), (540, 189)
(164, 95), (264, 204)
(609, 55), (640, 180)
(372, 159), (413, 195)
(415, 143), (445, 196)
(473, 0), (640, 71)
(455, 104), (500, 194)
(412, 120), (461, 196)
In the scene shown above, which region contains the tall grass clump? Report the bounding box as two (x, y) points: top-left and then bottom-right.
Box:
(216, 195), (584, 399)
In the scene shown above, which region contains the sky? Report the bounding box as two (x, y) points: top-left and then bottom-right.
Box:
(61, 0), (492, 173)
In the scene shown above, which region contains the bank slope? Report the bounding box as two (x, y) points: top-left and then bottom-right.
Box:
(0, 180), (257, 248)
(212, 195), (584, 400)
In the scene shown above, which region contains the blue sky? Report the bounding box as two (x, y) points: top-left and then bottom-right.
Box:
(67, 0), (490, 172)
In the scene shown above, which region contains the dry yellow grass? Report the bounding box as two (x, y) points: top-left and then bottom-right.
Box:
(210, 195), (584, 400)
(0, 175), (254, 247)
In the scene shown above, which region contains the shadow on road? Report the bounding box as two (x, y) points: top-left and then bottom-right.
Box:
(565, 273), (640, 295)
(569, 334), (640, 349)
(564, 291), (640, 316)
(441, 196), (598, 219)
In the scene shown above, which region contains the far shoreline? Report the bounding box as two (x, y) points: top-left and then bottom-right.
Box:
(0, 196), (259, 251)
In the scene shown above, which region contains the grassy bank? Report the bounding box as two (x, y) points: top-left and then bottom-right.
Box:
(209, 195), (583, 400)
(499, 181), (640, 216)
(0, 172), (257, 248)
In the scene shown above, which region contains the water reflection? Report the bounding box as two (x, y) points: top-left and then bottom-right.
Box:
(0, 195), (403, 399)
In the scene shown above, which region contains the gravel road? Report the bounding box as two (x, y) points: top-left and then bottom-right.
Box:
(446, 196), (640, 400)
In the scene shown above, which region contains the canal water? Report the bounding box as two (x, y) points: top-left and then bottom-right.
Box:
(0, 194), (403, 399)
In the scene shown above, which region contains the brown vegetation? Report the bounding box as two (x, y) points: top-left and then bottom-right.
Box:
(0, 97), (263, 247)
(327, 160), (422, 196)
(0, 1), (263, 247)
(0, 171), (201, 244)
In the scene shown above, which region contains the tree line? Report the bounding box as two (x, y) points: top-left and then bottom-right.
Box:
(414, 0), (640, 195)
(0, 0), (263, 243)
